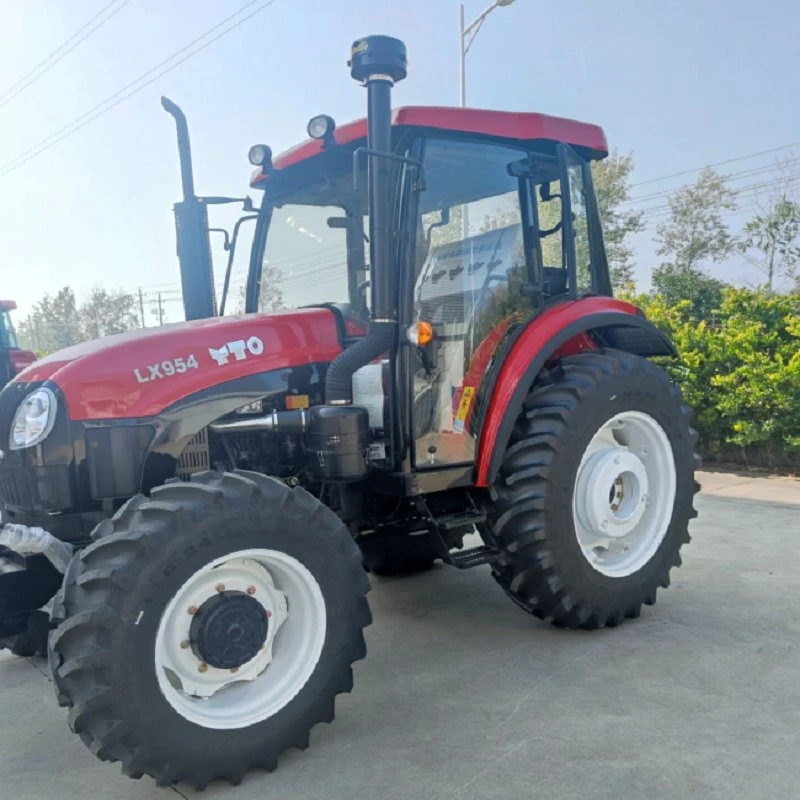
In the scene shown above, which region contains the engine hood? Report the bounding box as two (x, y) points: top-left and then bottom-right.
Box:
(14, 309), (341, 420)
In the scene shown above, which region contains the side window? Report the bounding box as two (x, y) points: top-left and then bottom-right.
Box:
(565, 148), (592, 294)
(530, 149), (592, 297)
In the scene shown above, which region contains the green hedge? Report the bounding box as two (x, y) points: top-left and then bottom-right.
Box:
(623, 288), (800, 468)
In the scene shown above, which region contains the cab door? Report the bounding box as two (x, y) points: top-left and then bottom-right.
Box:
(408, 137), (538, 469)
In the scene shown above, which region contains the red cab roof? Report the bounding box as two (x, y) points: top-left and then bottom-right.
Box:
(251, 106), (608, 187)
(0, 300), (17, 312)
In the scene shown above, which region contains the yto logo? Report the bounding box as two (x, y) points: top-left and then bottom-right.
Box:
(209, 336), (265, 366)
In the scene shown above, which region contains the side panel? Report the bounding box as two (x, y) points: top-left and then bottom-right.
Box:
(474, 297), (675, 487)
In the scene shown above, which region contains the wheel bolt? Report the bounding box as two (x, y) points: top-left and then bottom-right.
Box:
(601, 520), (609, 530)
(215, 583), (225, 593)
(266, 610), (272, 618)
(180, 640), (191, 649)
(188, 606), (198, 615)
(198, 663), (208, 673)
(247, 585), (257, 595)
(641, 494), (648, 505)
(614, 456), (620, 465)
(230, 667), (239, 674)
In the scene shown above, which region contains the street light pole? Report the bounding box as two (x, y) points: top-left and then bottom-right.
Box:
(458, 1), (517, 240)
(459, 0), (517, 108)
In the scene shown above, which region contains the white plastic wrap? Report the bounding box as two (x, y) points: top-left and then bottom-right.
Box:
(0, 523), (74, 573)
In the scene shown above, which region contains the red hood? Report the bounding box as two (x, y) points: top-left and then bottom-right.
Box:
(16, 309), (341, 420)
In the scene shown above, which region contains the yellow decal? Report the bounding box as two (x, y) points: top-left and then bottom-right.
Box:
(286, 394), (310, 410)
(453, 386), (475, 433)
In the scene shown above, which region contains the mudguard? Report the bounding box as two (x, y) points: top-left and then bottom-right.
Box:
(474, 297), (676, 487)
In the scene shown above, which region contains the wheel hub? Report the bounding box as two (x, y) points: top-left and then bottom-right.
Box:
(577, 448), (649, 538)
(190, 592), (269, 670)
(572, 411), (676, 578)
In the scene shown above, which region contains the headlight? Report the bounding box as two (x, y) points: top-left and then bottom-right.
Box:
(9, 388), (57, 450)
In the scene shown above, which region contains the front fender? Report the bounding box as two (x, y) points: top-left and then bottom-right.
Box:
(474, 297), (675, 487)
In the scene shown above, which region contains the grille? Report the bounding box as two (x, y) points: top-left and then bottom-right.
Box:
(0, 463), (71, 510)
(177, 428), (210, 479)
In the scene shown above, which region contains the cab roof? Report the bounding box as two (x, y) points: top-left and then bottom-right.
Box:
(250, 106), (608, 187)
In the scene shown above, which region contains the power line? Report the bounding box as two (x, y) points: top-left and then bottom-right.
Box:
(630, 141), (800, 189)
(626, 156), (800, 208)
(0, 0), (132, 109)
(636, 173), (800, 221)
(0, 0), (279, 178)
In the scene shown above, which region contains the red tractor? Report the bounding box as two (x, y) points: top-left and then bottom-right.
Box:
(0, 36), (696, 789)
(0, 299), (36, 387)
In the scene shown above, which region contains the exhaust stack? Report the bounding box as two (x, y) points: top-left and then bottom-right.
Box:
(161, 97), (218, 322)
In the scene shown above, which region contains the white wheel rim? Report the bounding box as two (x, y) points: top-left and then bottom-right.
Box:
(572, 411), (676, 578)
(154, 548), (326, 730)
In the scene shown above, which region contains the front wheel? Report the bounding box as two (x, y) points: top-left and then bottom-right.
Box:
(486, 350), (698, 629)
(49, 471), (371, 788)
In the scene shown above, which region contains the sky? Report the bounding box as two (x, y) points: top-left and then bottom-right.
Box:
(1, 0), (799, 321)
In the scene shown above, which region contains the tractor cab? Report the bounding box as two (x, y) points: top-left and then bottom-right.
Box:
(0, 300), (36, 387)
(237, 104), (612, 472)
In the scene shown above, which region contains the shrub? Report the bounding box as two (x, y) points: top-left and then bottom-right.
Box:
(624, 287), (800, 467)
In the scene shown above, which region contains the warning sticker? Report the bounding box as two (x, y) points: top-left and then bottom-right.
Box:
(453, 386), (475, 434)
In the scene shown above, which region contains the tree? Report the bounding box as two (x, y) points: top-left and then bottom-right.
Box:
(738, 157), (800, 289)
(655, 166), (738, 272)
(19, 287), (82, 353)
(79, 286), (141, 338)
(651, 263), (727, 321)
(236, 263), (285, 313)
(17, 285), (141, 352)
(591, 150), (645, 287)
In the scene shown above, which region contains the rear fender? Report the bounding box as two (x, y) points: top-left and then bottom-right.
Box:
(474, 297), (675, 487)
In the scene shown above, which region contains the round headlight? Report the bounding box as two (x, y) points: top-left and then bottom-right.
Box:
(307, 115), (336, 141)
(248, 144), (272, 167)
(9, 387), (57, 450)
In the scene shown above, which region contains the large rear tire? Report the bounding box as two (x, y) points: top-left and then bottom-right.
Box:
(49, 471), (371, 789)
(486, 349), (698, 629)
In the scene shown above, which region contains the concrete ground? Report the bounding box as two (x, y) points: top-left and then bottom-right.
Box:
(1, 471), (798, 800)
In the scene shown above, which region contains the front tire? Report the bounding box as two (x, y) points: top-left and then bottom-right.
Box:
(49, 471), (371, 788)
(486, 350), (697, 629)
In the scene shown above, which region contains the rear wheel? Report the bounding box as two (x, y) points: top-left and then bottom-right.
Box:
(486, 349), (697, 629)
(49, 471), (371, 788)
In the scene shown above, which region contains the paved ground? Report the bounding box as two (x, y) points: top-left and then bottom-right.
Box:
(1, 472), (799, 799)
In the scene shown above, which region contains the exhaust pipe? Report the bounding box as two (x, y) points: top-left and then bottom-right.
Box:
(162, 97), (218, 321)
(325, 36), (408, 404)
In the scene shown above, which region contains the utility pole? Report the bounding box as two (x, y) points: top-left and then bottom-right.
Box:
(138, 288), (146, 328)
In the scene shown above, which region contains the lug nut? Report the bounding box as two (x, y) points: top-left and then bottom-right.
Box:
(180, 640), (191, 649)
(215, 583), (225, 593)
(247, 585), (257, 595)
(231, 667), (239, 674)
(601, 520), (609, 530)
(198, 663), (208, 673)
(266, 610), (272, 618)
(188, 606), (198, 616)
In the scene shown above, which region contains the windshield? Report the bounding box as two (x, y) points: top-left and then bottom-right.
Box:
(0, 310), (19, 349)
(252, 160), (368, 314)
